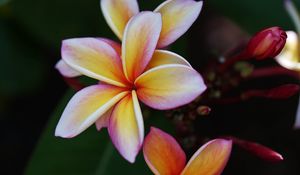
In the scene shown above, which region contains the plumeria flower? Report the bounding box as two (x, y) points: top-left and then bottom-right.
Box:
(276, 0), (300, 70)
(276, 0), (300, 128)
(276, 30), (300, 70)
(56, 0), (203, 77)
(55, 12), (206, 163)
(143, 127), (232, 175)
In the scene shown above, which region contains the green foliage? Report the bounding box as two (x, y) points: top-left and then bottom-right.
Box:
(10, 0), (114, 49)
(25, 91), (173, 175)
(0, 19), (46, 96)
(0, 0), (10, 6)
(209, 0), (295, 33)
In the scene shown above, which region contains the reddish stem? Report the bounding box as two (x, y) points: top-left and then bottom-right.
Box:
(249, 66), (300, 79)
(212, 84), (300, 105)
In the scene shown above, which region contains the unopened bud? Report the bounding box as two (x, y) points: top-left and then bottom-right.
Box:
(196, 106), (211, 116)
(246, 27), (287, 60)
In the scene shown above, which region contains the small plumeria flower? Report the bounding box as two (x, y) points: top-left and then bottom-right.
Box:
(276, 0), (300, 70)
(55, 12), (206, 163)
(143, 127), (232, 175)
(276, 0), (300, 128)
(276, 30), (300, 70)
(56, 0), (203, 77)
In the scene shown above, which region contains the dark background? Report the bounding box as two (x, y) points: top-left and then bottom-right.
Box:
(1, 0), (300, 174)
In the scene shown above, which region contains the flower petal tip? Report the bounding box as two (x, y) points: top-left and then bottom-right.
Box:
(55, 59), (81, 78)
(136, 65), (207, 110)
(274, 153), (284, 161)
(124, 150), (139, 164)
(144, 127), (186, 175)
(54, 127), (76, 138)
(154, 0), (203, 48)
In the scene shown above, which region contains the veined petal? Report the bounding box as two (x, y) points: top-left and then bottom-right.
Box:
(154, 0), (203, 48)
(135, 64), (206, 110)
(145, 50), (191, 70)
(62, 38), (128, 87)
(275, 31), (300, 71)
(55, 59), (81, 78)
(97, 38), (122, 56)
(143, 127), (186, 175)
(56, 38), (121, 78)
(108, 90), (144, 163)
(101, 0), (139, 40)
(181, 139), (232, 175)
(95, 107), (113, 131)
(122, 12), (162, 82)
(55, 85), (128, 138)
(55, 38), (122, 78)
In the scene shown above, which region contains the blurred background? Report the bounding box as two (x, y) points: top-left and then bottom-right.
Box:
(1, 0), (300, 174)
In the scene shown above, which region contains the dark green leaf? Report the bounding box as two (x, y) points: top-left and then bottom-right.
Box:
(25, 90), (174, 175)
(0, 19), (46, 97)
(0, 0), (10, 6)
(208, 0), (295, 33)
(10, 0), (115, 49)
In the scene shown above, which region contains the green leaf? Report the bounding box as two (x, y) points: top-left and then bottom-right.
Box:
(25, 90), (173, 175)
(0, 0), (10, 6)
(208, 0), (295, 33)
(10, 0), (114, 49)
(0, 19), (46, 97)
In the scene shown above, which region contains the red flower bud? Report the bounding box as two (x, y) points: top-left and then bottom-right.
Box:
(246, 27), (287, 60)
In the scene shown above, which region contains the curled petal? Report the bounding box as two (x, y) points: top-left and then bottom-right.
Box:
(62, 38), (128, 87)
(108, 91), (144, 163)
(143, 127), (186, 175)
(154, 0), (203, 48)
(122, 12), (162, 82)
(275, 31), (300, 71)
(55, 59), (81, 78)
(95, 107), (113, 131)
(135, 65), (206, 110)
(145, 50), (191, 70)
(101, 0), (139, 39)
(55, 85), (128, 138)
(181, 139), (232, 175)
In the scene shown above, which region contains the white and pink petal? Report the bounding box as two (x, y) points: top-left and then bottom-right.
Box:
(108, 90), (144, 163)
(55, 59), (82, 78)
(143, 127), (186, 175)
(145, 50), (191, 70)
(122, 12), (162, 82)
(61, 38), (128, 87)
(135, 64), (206, 110)
(181, 139), (232, 175)
(101, 0), (139, 39)
(55, 84), (128, 138)
(154, 0), (203, 48)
